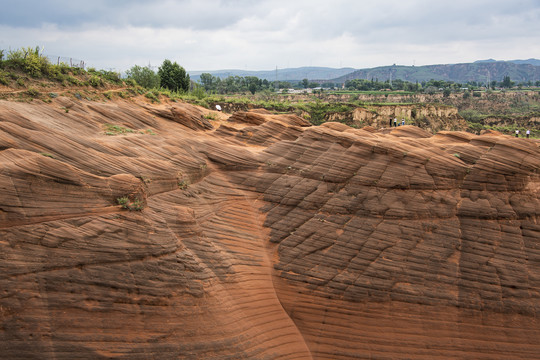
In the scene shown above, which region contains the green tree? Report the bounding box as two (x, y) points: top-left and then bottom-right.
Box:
(302, 78), (309, 89)
(245, 76), (260, 94)
(199, 73), (215, 91)
(501, 75), (513, 88)
(126, 65), (160, 89)
(158, 59), (190, 92)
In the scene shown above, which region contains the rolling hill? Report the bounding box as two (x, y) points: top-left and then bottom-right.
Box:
(189, 59), (540, 84)
(189, 66), (356, 82)
(333, 61), (540, 84)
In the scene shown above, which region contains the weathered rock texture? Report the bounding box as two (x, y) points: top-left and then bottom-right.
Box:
(326, 104), (467, 132)
(0, 98), (539, 359)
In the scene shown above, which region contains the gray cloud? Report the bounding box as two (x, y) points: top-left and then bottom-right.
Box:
(1, 0), (539, 71)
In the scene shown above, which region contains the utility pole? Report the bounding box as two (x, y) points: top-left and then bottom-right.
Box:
(275, 66), (278, 91)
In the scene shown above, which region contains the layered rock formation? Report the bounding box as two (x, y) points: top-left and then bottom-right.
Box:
(325, 104), (467, 132)
(0, 97), (539, 359)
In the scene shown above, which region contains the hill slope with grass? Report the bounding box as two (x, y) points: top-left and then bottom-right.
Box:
(334, 61), (540, 83)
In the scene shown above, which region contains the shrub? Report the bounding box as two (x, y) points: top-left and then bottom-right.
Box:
(459, 109), (486, 123)
(126, 65), (160, 89)
(191, 86), (206, 100)
(26, 88), (39, 97)
(99, 70), (122, 84)
(117, 196), (129, 208)
(117, 196), (144, 211)
(178, 180), (189, 189)
(66, 75), (81, 85)
(0, 71), (8, 85)
(124, 78), (137, 87)
(145, 90), (159, 103)
(89, 75), (103, 87)
(7, 46), (50, 77)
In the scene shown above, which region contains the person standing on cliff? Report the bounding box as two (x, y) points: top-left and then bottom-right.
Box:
(515, 130), (519, 138)
(526, 129), (530, 138)
(401, 119), (405, 126)
(394, 118), (397, 127)
(389, 117), (393, 127)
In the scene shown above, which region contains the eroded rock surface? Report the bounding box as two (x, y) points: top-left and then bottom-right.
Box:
(0, 99), (539, 359)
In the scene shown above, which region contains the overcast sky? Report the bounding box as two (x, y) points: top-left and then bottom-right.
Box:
(1, 0), (539, 72)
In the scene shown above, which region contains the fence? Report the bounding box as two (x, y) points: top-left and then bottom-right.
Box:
(0, 48), (86, 70)
(45, 55), (85, 69)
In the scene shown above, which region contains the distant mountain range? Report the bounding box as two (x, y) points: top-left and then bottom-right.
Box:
(335, 60), (540, 84)
(188, 59), (540, 84)
(474, 58), (540, 66)
(189, 67), (356, 82)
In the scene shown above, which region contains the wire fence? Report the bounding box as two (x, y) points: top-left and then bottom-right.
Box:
(0, 48), (86, 69)
(45, 55), (85, 69)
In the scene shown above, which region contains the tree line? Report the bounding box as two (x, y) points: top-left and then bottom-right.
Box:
(126, 60), (191, 92)
(126, 61), (540, 95)
(344, 77), (540, 93)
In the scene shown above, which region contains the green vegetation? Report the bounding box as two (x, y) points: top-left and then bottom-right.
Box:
(0, 70), (8, 85)
(40, 152), (55, 158)
(466, 121), (539, 138)
(126, 65), (160, 89)
(145, 90), (160, 103)
(103, 124), (135, 135)
(26, 88), (39, 97)
(158, 59), (190, 92)
(88, 75), (103, 87)
(0, 46), (126, 93)
(178, 180), (189, 190)
(199, 73), (275, 94)
(117, 196), (144, 211)
(1, 46), (538, 137)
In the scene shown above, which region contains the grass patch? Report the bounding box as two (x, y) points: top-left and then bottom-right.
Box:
(26, 88), (39, 97)
(145, 90), (160, 103)
(104, 123), (135, 135)
(117, 196), (144, 211)
(40, 152), (55, 158)
(178, 180), (189, 190)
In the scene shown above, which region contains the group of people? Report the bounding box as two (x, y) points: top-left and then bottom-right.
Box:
(387, 117), (532, 139)
(515, 129), (531, 138)
(389, 118), (406, 127)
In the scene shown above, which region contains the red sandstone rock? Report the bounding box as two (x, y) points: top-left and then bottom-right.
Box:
(0, 97), (539, 359)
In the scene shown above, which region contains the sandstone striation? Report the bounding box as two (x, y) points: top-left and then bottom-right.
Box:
(0, 98), (539, 359)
